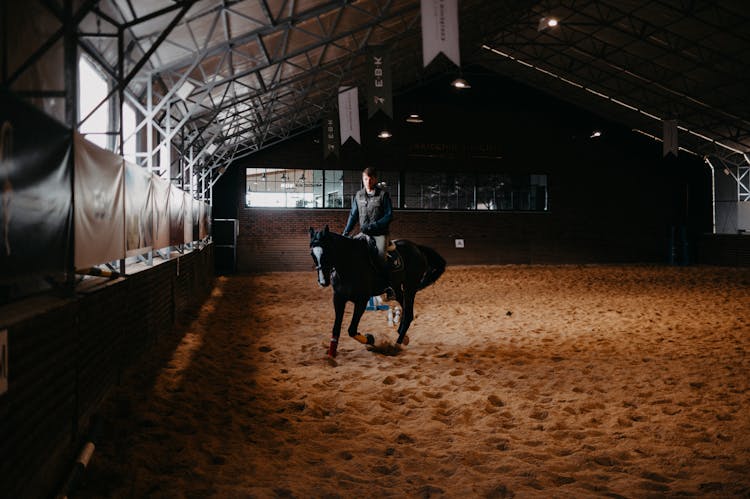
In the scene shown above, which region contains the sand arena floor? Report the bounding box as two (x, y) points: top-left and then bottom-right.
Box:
(76, 265), (750, 498)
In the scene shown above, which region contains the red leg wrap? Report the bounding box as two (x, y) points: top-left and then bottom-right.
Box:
(327, 338), (338, 358)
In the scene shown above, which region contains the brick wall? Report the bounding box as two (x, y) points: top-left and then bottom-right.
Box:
(236, 203), (671, 273)
(0, 245), (214, 499)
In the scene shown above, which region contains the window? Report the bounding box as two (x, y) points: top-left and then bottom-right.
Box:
(406, 172), (548, 211)
(122, 102), (137, 163)
(78, 57), (110, 149)
(340, 170), (400, 208)
(159, 141), (170, 174)
(245, 168), (400, 208)
(246, 168), (322, 208)
(245, 168), (546, 211)
(475, 174), (547, 211)
(324, 170), (345, 208)
(404, 172), (474, 210)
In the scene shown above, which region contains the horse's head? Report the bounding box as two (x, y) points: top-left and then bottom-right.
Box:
(309, 225), (333, 287)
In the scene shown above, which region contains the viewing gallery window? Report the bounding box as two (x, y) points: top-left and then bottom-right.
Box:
(79, 56), (111, 149)
(246, 168), (322, 208)
(404, 172), (547, 211)
(245, 168), (547, 211)
(245, 168), (400, 208)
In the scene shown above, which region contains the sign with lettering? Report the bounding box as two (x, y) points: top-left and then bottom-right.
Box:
(338, 86), (361, 145)
(663, 119), (678, 157)
(421, 0), (460, 67)
(367, 46), (392, 118)
(323, 112), (340, 158)
(408, 143), (502, 159)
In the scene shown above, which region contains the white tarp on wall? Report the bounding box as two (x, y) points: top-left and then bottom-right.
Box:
(152, 175), (171, 250)
(169, 183), (185, 246)
(73, 132), (125, 268)
(184, 191), (194, 244)
(125, 160), (153, 256)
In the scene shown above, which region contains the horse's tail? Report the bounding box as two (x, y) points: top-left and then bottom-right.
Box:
(416, 244), (445, 290)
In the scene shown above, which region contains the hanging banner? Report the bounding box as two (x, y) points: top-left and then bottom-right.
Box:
(323, 112), (340, 158)
(73, 132), (125, 268)
(152, 174), (171, 250)
(168, 184), (185, 246)
(124, 161), (154, 256)
(663, 119), (678, 157)
(0, 88), (72, 283)
(338, 86), (361, 145)
(199, 202), (208, 240)
(206, 203), (212, 240)
(421, 0), (460, 67)
(183, 191), (194, 244)
(367, 46), (393, 118)
(193, 197), (201, 241)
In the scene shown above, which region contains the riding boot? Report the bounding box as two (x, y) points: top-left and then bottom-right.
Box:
(379, 256), (396, 301)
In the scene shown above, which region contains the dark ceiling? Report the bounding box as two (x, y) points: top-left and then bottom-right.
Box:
(6, 0), (750, 176)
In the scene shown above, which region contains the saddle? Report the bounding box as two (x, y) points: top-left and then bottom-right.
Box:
(363, 236), (403, 273)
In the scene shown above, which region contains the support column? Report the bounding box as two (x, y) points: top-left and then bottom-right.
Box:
(147, 81), (153, 171)
(63, 0), (77, 289)
(118, 27), (126, 275)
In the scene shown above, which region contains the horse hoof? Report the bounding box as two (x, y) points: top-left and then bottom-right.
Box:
(401, 335), (410, 346)
(352, 334), (369, 345)
(366, 334), (375, 345)
(325, 355), (338, 367)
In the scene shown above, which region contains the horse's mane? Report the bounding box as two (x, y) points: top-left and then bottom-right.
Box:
(326, 231), (368, 252)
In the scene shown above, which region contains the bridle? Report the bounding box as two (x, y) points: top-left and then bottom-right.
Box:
(310, 233), (331, 287)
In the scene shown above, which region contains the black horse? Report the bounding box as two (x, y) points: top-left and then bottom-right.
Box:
(309, 225), (445, 358)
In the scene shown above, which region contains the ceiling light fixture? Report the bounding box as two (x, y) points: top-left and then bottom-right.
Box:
(377, 129), (392, 139)
(538, 17), (559, 31)
(590, 130), (602, 138)
(406, 113), (424, 123)
(451, 77), (471, 89)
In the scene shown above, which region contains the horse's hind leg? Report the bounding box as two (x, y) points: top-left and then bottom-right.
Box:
(396, 290), (416, 345)
(348, 298), (375, 346)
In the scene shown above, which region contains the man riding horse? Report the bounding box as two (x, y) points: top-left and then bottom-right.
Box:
(342, 166), (394, 292)
(309, 167), (445, 357)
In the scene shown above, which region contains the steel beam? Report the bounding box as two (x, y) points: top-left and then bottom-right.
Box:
(78, 1), (196, 127)
(7, 0), (99, 88)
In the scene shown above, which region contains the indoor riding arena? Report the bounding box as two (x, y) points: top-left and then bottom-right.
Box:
(2, 1), (750, 499)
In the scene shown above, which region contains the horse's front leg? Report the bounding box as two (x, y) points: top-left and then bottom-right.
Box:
(348, 297), (375, 346)
(396, 290), (416, 345)
(328, 293), (347, 358)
